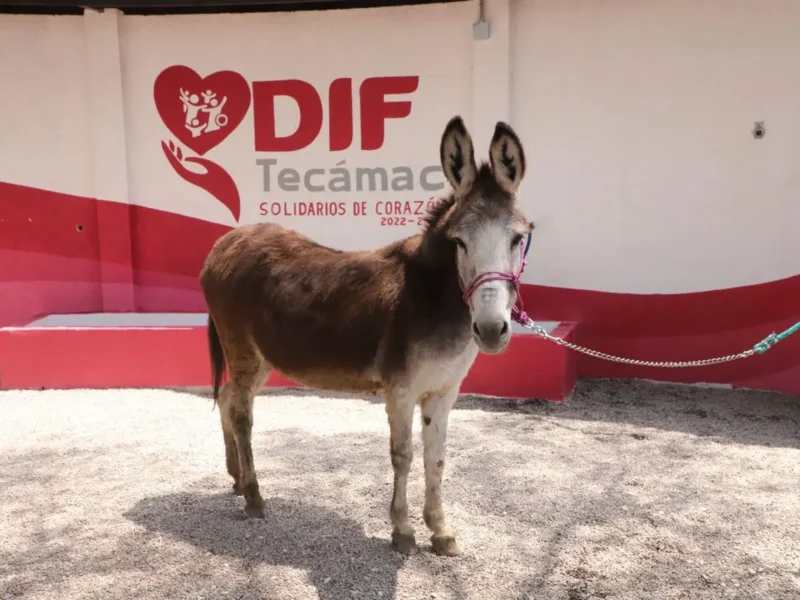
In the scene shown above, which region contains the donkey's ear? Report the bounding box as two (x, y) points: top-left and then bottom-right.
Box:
(440, 115), (478, 197)
(489, 121), (526, 194)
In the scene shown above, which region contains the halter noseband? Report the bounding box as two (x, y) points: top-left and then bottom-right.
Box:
(460, 230), (533, 324)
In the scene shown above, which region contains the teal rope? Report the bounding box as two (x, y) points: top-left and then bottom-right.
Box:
(753, 321), (800, 354)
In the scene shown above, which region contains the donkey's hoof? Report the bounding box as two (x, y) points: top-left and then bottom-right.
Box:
(431, 534), (462, 557)
(391, 532), (419, 556)
(244, 503), (265, 519)
(232, 483), (244, 496)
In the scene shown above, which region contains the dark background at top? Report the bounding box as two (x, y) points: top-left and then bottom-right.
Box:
(0, 0), (462, 15)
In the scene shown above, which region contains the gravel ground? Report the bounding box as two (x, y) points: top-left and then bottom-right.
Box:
(1, 379), (799, 600)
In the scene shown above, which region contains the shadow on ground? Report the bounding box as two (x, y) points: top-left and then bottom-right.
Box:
(124, 491), (406, 600)
(460, 378), (800, 450)
(0, 446), (159, 598)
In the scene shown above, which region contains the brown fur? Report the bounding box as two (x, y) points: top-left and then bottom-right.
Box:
(199, 115), (531, 556)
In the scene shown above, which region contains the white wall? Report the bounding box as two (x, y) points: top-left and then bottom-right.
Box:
(0, 15), (92, 197)
(2, 0), (800, 295)
(513, 0), (800, 293)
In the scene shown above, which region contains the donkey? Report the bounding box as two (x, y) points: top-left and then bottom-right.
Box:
(199, 115), (532, 557)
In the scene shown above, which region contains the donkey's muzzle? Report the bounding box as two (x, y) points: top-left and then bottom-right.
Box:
(472, 318), (511, 353)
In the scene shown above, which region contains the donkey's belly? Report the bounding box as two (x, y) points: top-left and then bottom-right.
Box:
(253, 324), (385, 395)
(274, 367), (384, 395)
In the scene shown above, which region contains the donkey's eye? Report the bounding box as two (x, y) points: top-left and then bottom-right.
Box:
(511, 234), (524, 249)
(452, 237), (467, 252)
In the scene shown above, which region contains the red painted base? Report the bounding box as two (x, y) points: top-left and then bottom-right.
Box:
(0, 315), (578, 402)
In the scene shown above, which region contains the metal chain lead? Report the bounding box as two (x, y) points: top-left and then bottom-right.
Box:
(520, 319), (756, 368)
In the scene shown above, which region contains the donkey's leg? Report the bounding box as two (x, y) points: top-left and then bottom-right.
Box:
(420, 386), (461, 557)
(385, 386), (418, 555)
(216, 383), (243, 495)
(226, 356), (270, 518)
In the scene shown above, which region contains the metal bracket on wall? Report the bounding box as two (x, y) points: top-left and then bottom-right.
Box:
(753, 121), (766, 139)
(473, 0), (490, 40)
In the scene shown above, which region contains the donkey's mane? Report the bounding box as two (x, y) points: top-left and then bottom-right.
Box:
(420, 162), (499, 234)
(420, 194), (457, 233)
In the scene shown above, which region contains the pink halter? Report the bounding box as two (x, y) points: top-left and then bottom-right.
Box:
(460, 231), (532, 324)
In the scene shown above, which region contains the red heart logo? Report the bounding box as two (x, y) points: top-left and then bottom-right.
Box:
(154, 65), (251, 156)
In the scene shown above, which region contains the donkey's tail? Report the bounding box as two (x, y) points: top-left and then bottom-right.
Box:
(207, 315), (225, 405)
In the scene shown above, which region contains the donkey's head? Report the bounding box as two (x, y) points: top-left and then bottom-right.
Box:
(439, 116), (532, 354)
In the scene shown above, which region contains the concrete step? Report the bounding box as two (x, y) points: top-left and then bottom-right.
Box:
(0, 313), (578, 401)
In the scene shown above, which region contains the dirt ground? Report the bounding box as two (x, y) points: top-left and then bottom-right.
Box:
(1, 379), (798, 600)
